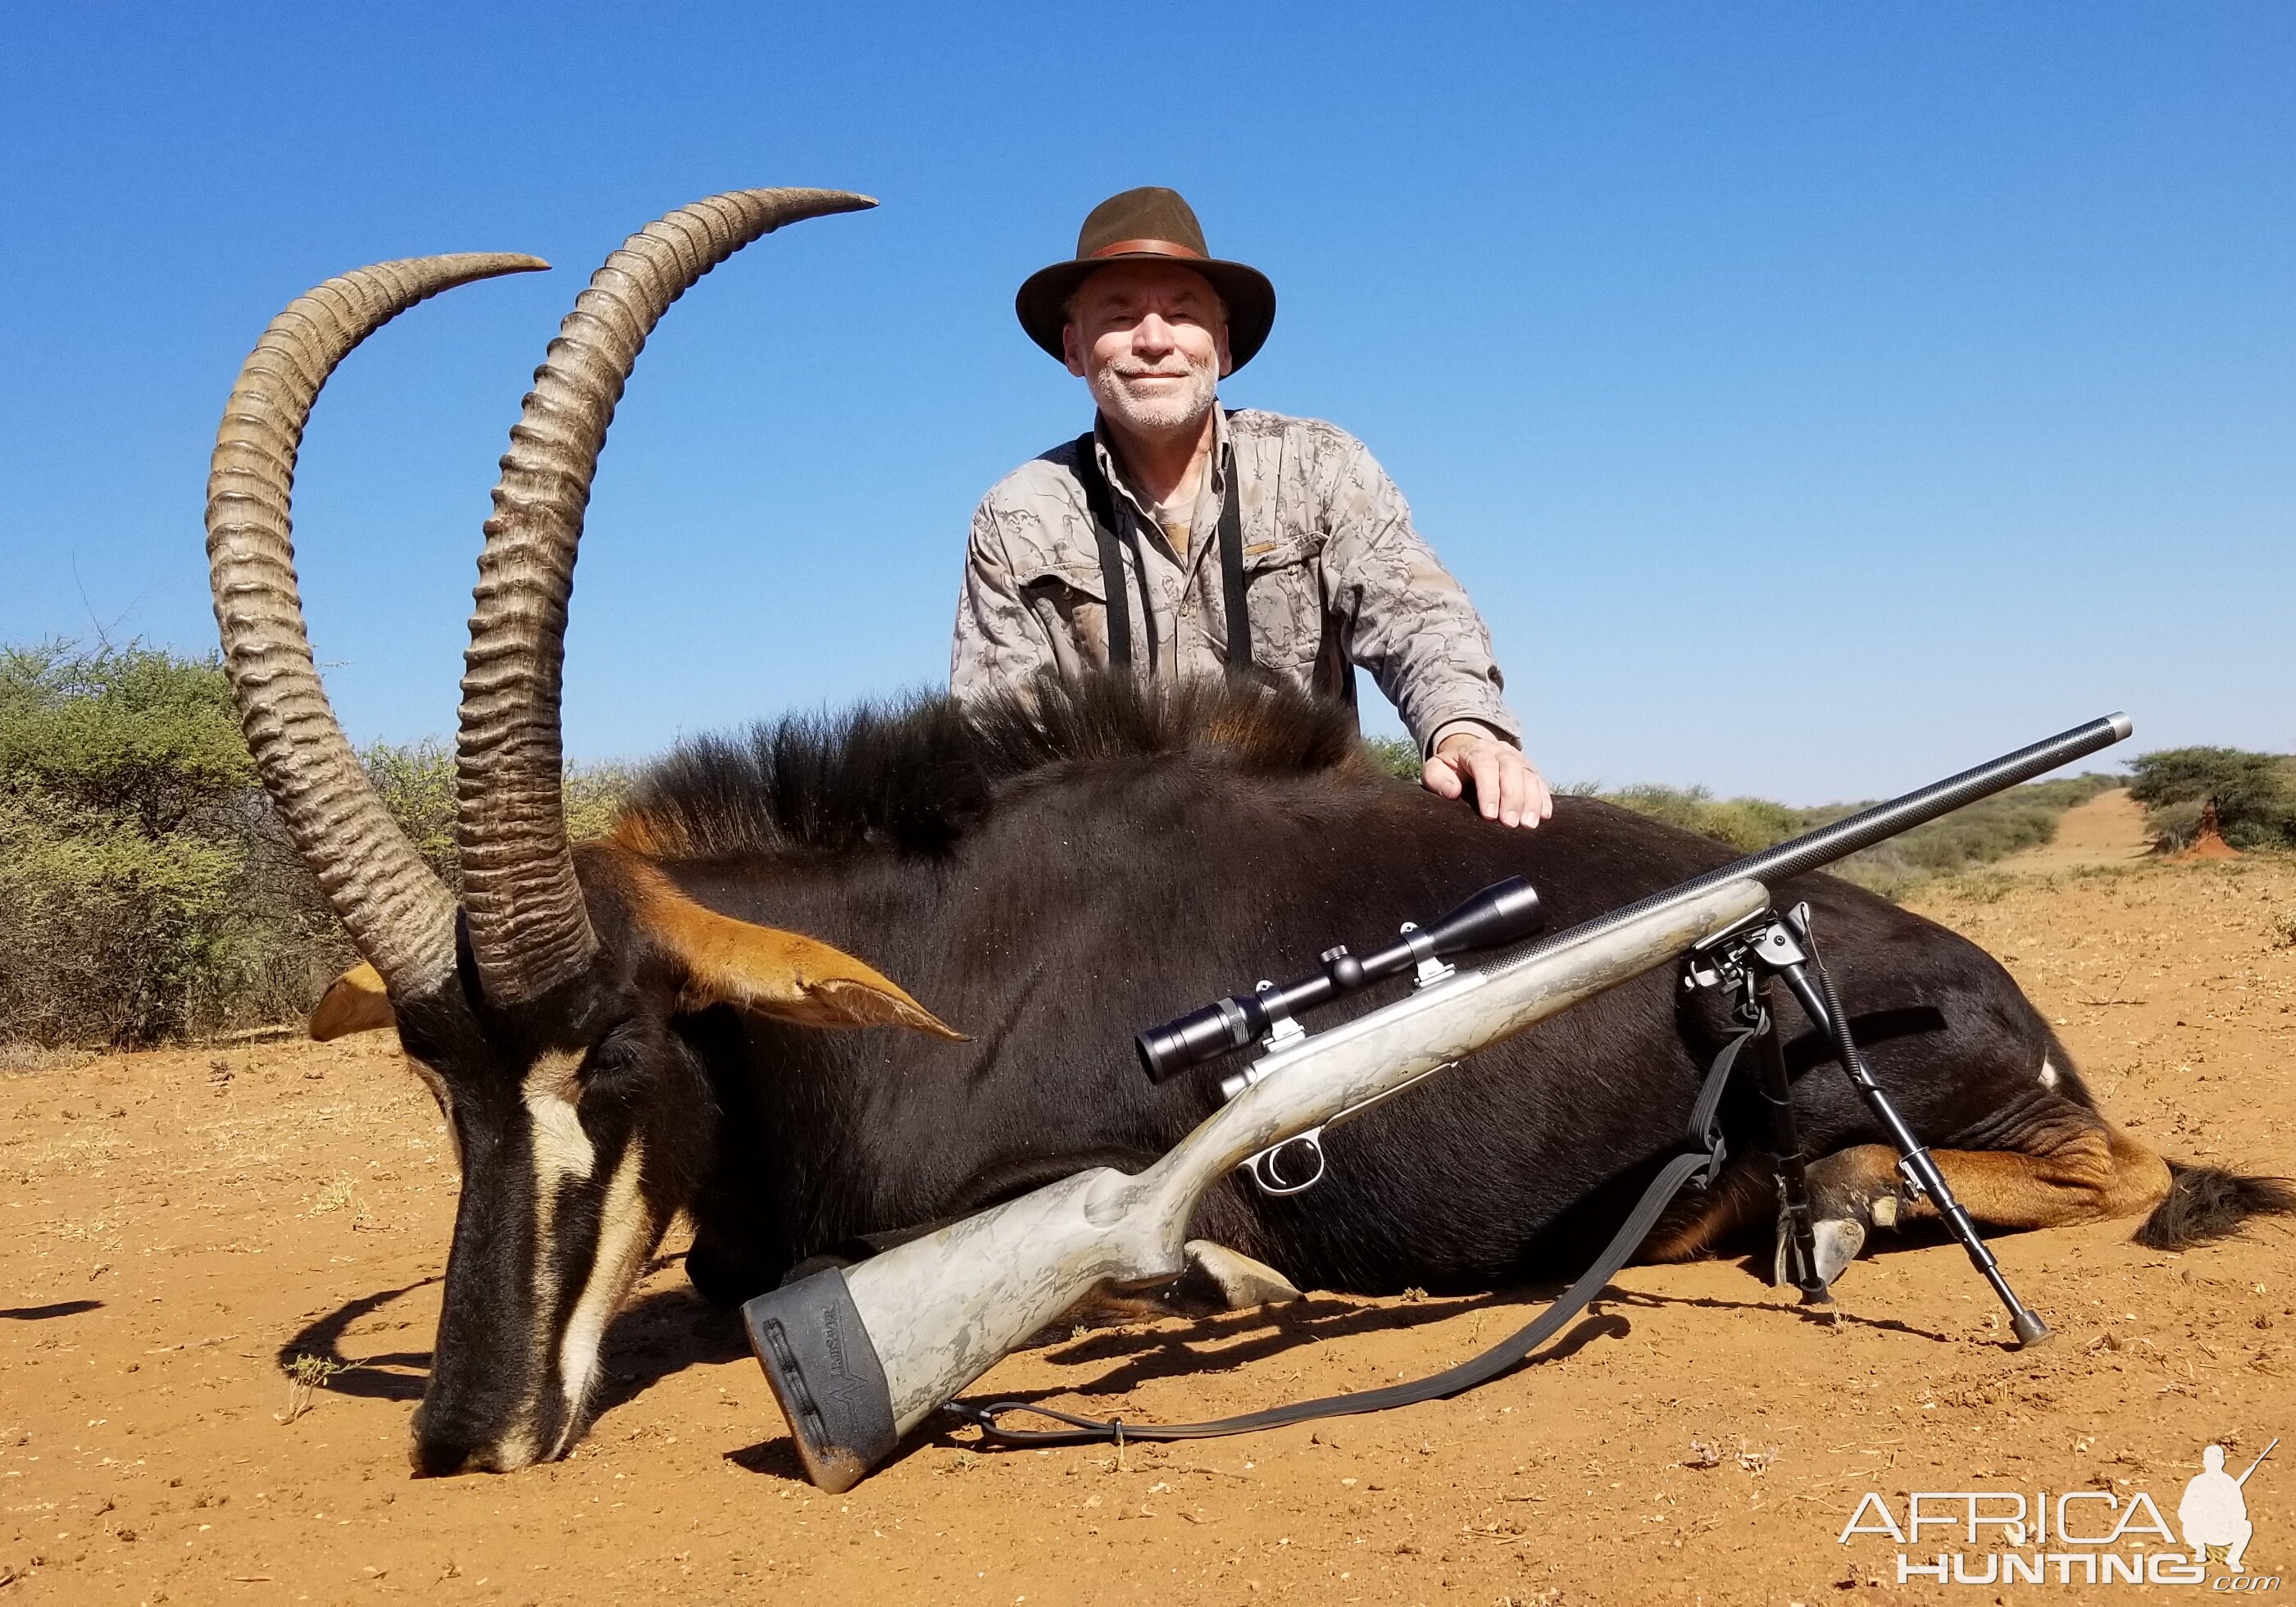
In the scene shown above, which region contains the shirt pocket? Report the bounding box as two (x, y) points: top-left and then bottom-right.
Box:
(1238, 532), (1326, 674)
(1016, 560), (1116, 667)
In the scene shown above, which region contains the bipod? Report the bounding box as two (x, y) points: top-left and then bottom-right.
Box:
(1684, 904), (2052, 1348)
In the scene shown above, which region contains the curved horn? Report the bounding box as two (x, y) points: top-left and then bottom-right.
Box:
(207, 253), (551, 998)
(456, 189), (876, 1006)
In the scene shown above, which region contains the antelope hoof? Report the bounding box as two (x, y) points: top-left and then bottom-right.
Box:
(1775, 1216), (1867, 1291)
(1177, 1241), (1303, 1311)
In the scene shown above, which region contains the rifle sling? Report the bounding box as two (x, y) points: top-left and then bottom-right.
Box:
(950, 1021), (1760, 1448)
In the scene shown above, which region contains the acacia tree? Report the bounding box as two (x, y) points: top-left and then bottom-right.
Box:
(2128, 746), (2296, 851)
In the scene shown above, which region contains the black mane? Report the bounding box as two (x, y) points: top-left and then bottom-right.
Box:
(614, 673), (1371, 862)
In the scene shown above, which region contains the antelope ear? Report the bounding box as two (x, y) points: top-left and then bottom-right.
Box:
(640, 875), (964, 1040)
(311, 962), (395, 1040)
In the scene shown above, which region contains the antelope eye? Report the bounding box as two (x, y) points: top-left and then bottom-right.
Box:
(576, 1028), (645, 1089)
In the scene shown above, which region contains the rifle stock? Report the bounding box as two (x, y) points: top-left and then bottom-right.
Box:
(743, 711), (2133, 1491)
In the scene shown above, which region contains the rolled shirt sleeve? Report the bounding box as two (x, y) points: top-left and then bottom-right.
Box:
(1319, 436), (1522, 755)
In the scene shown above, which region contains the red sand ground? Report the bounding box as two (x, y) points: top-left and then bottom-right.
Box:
(5, 831), (2292, 1605)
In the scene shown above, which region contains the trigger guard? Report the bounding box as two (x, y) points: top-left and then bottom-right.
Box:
(1249, 1135), (1328, 1197)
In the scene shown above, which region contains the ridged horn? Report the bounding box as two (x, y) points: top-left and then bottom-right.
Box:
(207, 253), (551, 998)
(455, 189), (876, 1006)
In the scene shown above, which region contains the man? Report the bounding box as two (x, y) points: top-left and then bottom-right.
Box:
(951, 187), (1551, 828)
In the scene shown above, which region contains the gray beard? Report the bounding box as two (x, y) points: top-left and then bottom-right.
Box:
(1091, 359), (1218, 436)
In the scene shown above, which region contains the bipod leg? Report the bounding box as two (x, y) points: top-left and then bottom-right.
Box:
(1769, 910), (2051, 1349)
(1752, 985), (1831, 1304)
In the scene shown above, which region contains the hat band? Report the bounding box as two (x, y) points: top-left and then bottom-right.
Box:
(1087, 238), (1207, 262)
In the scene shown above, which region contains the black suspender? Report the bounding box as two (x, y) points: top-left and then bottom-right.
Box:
(1072, 431), (1136, 670)
(1071, 421), (1254, 678)
(1216, 458), (1253, 671)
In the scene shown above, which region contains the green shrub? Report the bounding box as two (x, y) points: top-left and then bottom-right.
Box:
(1593, 784), (1821, 854)
(0, 640), (636, 1049)
(2142, 797), (2207, 854)
(0, 643), (341, 1045)
(358, 738), (630, 893)
(2126, 746), (2296, 851)
(1364, 735), (1421, 782)
(1833, 773), (2119, 892)
(0, 799), (240, 1045)
(0, 641), (252, 827)
(1367, 724), (2113, 898)
(362, 738), (458, 888)
(566, 762), (633, 843)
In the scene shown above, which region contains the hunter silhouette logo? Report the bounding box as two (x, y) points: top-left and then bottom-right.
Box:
(2180, 1440), (2274, 1575)
(1836, 1436), (2280, 1588)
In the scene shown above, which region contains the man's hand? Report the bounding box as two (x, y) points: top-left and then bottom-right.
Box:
(1423, 731), (1553, 829)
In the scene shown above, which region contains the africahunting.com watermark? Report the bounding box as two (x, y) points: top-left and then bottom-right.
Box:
(1835, 1439), (2280, 1590)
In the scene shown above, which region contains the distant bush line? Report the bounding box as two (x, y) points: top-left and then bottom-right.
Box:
(1363, 735), (2127, 896)
(6, 644), (2273, 1049)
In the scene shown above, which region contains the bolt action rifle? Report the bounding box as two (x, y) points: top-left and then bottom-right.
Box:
(744, 714), (2132, 1491)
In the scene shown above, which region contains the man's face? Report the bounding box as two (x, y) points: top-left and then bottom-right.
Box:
(1062, 261), (1231, 437)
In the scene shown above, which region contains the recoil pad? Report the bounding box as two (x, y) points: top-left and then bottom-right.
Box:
(741, 1268), (899, 1493)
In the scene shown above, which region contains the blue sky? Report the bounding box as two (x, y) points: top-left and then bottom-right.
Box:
(3, 3), (2289, 802)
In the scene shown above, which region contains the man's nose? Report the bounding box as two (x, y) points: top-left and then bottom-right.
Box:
(1132, 313), (1178, 356)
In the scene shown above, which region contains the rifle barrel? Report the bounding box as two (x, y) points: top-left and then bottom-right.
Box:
(1484, 712), (2131, 973)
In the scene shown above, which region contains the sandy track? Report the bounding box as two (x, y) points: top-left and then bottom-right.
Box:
(4, 854), (2292, 1605)
(1996, 789), (2155, 876)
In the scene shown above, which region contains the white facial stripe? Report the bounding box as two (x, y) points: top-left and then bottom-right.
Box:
(524, 1047), (594, 1445)
(524, 1050), (596, 1190)
(554, 1140), (654, 1436)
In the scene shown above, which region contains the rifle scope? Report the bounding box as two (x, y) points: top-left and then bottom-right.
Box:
(1137, 876), (1544, 1082)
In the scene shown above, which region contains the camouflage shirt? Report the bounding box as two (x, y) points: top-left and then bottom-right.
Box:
(950, 408), (1521, 755)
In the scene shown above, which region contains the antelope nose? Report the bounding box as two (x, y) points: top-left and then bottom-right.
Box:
(408, 1408), (519, 1477)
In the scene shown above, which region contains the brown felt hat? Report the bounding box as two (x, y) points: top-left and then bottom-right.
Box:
(1016, 187), (1277, 371)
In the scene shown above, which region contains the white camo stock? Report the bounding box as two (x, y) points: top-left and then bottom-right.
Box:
(840, 876), (1771, 1436)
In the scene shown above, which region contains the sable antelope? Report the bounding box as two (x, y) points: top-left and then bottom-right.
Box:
(207, 189), (2290, 1477)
